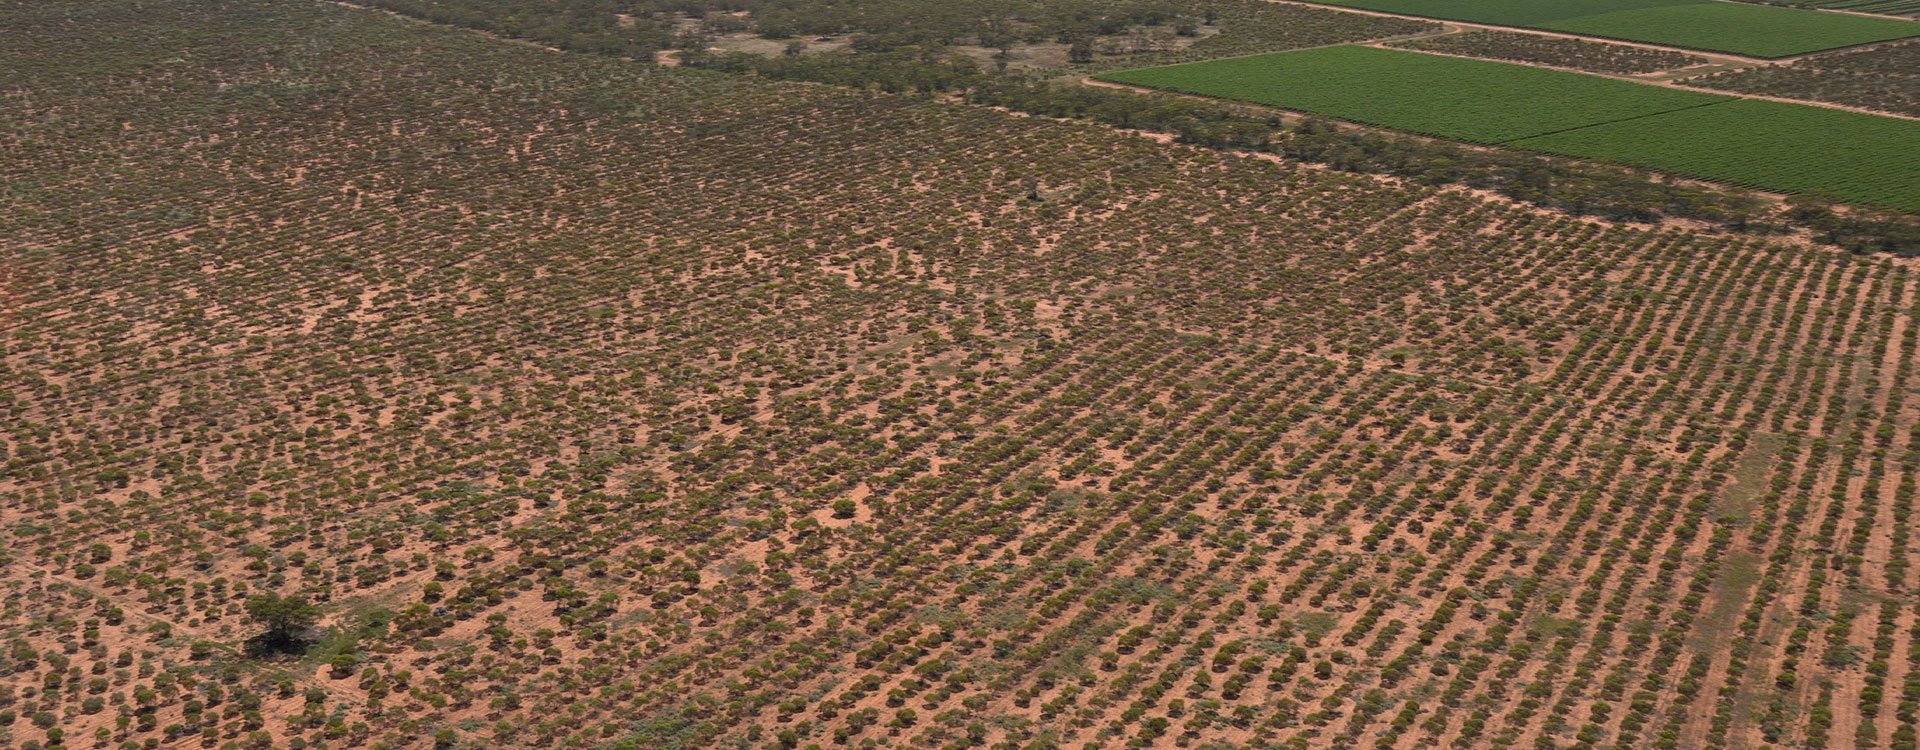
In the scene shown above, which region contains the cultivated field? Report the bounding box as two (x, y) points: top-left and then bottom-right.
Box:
(7, 0), (1920, 750)
(1100, 46), (1920, 211)
(1734, 0), (1920, 17)
(1302, 0), (1920, 56)
(1098, 46), (1730, 143)
(1511, 98), (1920, 211)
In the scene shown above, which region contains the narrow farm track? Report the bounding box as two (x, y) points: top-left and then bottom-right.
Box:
(1088, 56), (1918, 210)
(1250, 0), (1920, 120)
(1377, 42), (1920, 122)
(1261, 0), (1789, 63)
(1676, 38), (1920, 117)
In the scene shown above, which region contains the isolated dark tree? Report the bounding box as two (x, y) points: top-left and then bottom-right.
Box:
(246, 593), (321, 653)
(1067, 37), (1094, 64)
(979, 26), (1015, 59)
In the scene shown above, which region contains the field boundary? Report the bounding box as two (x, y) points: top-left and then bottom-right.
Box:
(1365, 40), (1920, 122)
(1094, 48), (1920, 212)
(1098, 46), (1732, 143)
(1266, 0), (1920, 59)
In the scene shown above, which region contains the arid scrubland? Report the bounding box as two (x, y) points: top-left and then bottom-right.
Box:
(4, 1), (1920, 749)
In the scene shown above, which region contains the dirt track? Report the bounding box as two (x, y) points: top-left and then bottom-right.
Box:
(1263, 0), (1916, 63)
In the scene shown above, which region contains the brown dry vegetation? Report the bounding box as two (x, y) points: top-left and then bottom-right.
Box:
(1389, 29), (1713, 75)
(4, 1), (1920, 749)
(1684, 39), (1920, 117)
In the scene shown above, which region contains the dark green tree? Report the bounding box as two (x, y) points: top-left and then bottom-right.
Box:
(1067, 37), (1094, 64)
(245, 593), (321, 652)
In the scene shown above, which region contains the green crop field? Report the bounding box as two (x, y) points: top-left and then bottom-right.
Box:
(1512, 99), (1920, 211)
(1097, 46), (1728, 143)
(1302, 0), (1920, 56)
(1765, 0), (1920, 17)
(1100, 46), (1920, 211)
